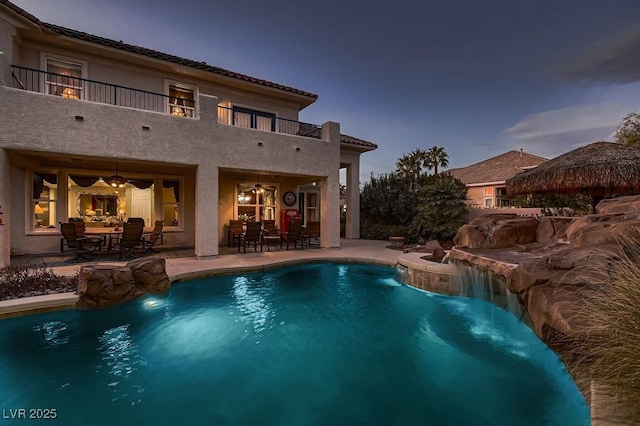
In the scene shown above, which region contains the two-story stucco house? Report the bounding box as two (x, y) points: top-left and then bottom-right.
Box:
(0, 1), (377, 267)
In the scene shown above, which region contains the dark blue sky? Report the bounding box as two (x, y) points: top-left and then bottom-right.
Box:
(12, 0), (640, 181)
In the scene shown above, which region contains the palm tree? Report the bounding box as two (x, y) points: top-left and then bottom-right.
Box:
(425, 146), (449, 175)
(395, 155), (418, 181)
(396, 149), (427, 182)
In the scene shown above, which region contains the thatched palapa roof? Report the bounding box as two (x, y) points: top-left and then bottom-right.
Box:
(506, 141), (640, 196)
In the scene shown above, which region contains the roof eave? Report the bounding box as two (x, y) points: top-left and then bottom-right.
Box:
(340, 141), (377, 153)
(466, 181), (507, 187)
(0, 0), (44, 29)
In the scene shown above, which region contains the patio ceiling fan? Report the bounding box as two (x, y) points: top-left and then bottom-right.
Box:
(252, 176), (264, 193)
(106, 162), (127, 188)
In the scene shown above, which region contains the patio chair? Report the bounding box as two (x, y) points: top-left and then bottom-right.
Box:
(59, 222), (102, 262)
(228, 219), (244, 247)
(127, 217), (146, 227)
(61, 218), (105, 251)
(281, 220), (305, 250)
(238, 221), (263, 253)
(142, 220), (164, 252)
(262, 220), (279, 236)
(302, 221), (320, 247)
(112, 221), (144, 260)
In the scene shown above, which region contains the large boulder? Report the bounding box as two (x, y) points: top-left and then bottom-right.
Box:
(77, 258), (170, 308)
(565, 212), (640, 248)
(128, 258), (171, 294)
(536, 216), (574, 243)
(77, 266), (142, 308)
(454, 214), (539, 249)
(596, 194), (640, 214)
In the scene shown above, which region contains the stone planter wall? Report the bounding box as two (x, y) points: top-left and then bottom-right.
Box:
(397, 252), (464, 295)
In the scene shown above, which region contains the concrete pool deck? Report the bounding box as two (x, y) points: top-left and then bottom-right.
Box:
(0, 239), (402, 318)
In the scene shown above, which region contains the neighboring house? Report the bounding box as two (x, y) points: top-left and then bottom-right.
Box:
(0, 1), (377, 267)
(448, 150), (547, 208)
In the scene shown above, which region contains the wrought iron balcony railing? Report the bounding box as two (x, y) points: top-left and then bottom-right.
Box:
(10, 65), (321, 137)
(217, 106), (322, 138)
(10, 65), (183, 113)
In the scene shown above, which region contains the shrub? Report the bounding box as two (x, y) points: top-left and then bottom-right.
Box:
(360, 173), (417, 225)
(514, 193), (593, 216)
(0, 260), (79, 301)
(410, 174), (468, 241)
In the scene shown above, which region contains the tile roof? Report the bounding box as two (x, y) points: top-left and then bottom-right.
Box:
(42, 24), (318, 100)
(296, 126), (378, 150)
(340, 133), (378, 150)
(0, 1), (317, 101)
(448, 150), (547, 185)
(0, 0), (41, 25)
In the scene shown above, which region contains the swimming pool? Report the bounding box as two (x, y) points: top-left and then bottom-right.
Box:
(0, 263), (588, 425)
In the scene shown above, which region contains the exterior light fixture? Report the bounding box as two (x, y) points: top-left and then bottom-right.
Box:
(107, 162), (126, 188)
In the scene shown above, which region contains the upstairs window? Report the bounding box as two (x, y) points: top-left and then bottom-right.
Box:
(45, 58), (84, 100)
(232, 106), (276, 131)
(169, 84), (195, 118)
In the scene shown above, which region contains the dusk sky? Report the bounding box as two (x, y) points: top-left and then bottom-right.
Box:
(11, 0), (640, 181)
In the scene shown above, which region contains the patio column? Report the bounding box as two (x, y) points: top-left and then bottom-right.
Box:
(194, 163), (218, 259)
(153, 177), (163, 222)
(0, 148), (9, 267)
(321, 121), (341, 248)
(57, 170), (68, 223)
(344, 158), (360, 239)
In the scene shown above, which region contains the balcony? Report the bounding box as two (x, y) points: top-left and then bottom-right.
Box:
(216, 106), (321, 138)
(10, 65), (321, 138)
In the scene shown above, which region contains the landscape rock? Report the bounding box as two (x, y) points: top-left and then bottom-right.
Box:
(565, 212), (640, 248)
(449, 198), (637, 378)
(77, 258), (170, 308)
(596, 194), (640, 214)
(128, 258), (171, 293)
(454, 214), (539, 249)
(536, 216), (574, 243)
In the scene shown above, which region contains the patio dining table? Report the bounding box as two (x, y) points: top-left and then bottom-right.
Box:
(85, 228), (124, 252)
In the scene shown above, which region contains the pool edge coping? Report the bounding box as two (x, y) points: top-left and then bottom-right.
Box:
(0, 255), (399, 318)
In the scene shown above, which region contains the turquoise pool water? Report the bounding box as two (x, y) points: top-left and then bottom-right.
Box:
(0, 263), (588, 425)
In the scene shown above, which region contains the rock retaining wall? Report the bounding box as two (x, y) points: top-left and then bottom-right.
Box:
(77, 258), (170, 308)
(448, 195), (640, 420)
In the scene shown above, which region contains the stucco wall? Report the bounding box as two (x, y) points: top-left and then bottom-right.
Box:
(466, 186), (487, 207)
(14, 41), (301, 121)
(0, 88), (340, 257)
